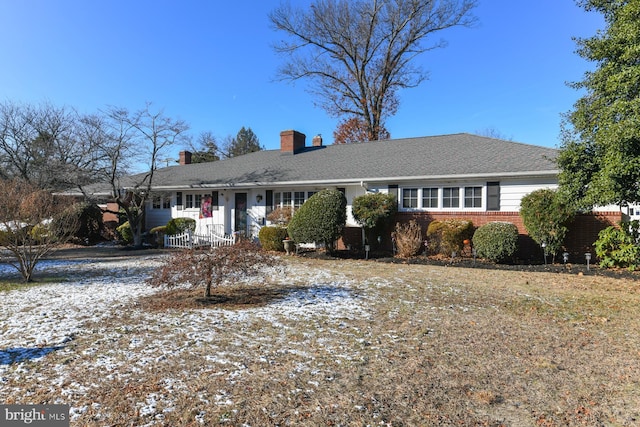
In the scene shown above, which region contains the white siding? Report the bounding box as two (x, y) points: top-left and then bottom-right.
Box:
(499, 178), (557, 211)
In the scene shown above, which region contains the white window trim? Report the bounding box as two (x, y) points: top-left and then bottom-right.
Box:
(398, 185), (486, 212)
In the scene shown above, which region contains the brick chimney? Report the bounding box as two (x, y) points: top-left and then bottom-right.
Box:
(280, 130), (306, 154)
(179, 150), (192, 165)
(312, 134), (323, 147)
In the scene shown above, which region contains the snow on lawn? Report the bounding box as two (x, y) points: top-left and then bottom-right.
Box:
(0, 257), (165, 362)
(0, 255), (370, 423)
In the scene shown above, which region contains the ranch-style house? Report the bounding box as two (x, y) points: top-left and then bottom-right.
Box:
(98, 130), (624, 260)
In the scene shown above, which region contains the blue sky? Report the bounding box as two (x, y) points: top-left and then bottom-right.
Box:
(0, 1), (603, 158)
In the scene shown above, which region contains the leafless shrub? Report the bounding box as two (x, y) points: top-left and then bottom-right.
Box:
(147, 240), (283, 298)
(266, 206), (293, 225)
(393, 220), (423, 258)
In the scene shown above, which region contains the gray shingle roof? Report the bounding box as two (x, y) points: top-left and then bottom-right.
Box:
(130, 133), (559, 190)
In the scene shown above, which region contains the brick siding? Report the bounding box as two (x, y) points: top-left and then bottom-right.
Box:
(338, 210), (622, 263)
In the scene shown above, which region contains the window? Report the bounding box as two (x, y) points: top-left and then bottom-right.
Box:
(186, 194), (194, 209)
(487, 182), (500, 211)
(464, 186), (482, 208)
(162, 197), (171, 209)
(282, 191), (292, 207)
(422, 188), (438, 208)
(307, 191), (316, 199)
(152, 197), (161, 209)
(402, 188), (418, 209)
(443, 187), (459, 208)
(294, 191), (305, 208)
(195, 194), (202, 208)
(176, 192), (183, 210)
(274, 192), (282, 210)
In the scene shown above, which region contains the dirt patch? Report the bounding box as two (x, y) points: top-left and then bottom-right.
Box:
(140, 284), (310, 311)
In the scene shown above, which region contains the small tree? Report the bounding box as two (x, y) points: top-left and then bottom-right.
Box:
(351, 192), (397, 248)
(0, 179), (78, 282)
(520, 189), (574, 263)
(147, 240), (282, 299)
(287, 189), (347, 254)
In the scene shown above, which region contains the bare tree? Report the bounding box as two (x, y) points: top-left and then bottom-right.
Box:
(0, 179), (78, 282)
(270, 0), (477, 141)
(81, 103), (189, 248)
(475, 127), (514, 141)
(0, 101), (99, 190)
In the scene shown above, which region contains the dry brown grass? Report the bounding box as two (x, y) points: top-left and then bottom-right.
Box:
(3, 257), (640, 426)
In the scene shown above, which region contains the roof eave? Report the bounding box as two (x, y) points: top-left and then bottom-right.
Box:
(147, 169), (559, 191)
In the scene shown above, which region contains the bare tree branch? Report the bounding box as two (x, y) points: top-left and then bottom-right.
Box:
(270, 0), (477, 140)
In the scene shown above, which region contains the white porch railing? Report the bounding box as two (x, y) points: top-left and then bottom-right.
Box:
(164, 229), (235, 249)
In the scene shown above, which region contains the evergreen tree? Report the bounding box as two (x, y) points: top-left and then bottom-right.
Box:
(225, 127), (262, 158)
(558, 1), (640, 209)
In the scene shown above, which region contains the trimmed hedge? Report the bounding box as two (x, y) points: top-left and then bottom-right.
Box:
(472, 221), (519, 263)
(426, 219), (474, 255)
(116, 221), (133, 244)
(287, 189), (347, 254)
(166, 217), (196, 235)
(258, 226), (288, 252)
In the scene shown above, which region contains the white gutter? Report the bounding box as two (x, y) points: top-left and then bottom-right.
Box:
(148, 169), (559, 191)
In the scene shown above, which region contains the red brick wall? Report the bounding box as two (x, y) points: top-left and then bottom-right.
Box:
(564, 212), (621, 257)
(352, 210), (623, 262)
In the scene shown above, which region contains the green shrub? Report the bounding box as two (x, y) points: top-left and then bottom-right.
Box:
(594, 222), (640, 270)
(426, 219), (474, 255)
(166, 217), (196, 235)
(258, 226), (288, 251)
(287, 189), (347, 254)
(29, 223), (50, 244)
(116, 221), (133, 244)
(520, 189), (574, 262)
(472, 222), (519, 263)
(52, 202), (103, 245)
(150, 225), (167, 235)
(393, 220), (423, 258)
(352, 192), (397, 247)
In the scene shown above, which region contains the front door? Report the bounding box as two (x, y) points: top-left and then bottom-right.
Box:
(234, 193), (247, 235)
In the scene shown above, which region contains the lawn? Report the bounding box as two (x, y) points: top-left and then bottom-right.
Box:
(1, 253), (639, 426)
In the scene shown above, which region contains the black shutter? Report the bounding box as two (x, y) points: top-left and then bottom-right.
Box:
(487, 182), (500, 211)
(266, 190), (273, 214)
(212, 191), (219, 210)
(388, 184), (398, 199)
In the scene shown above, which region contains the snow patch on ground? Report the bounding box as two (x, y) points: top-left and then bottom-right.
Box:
(0, 255), (369, 423)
